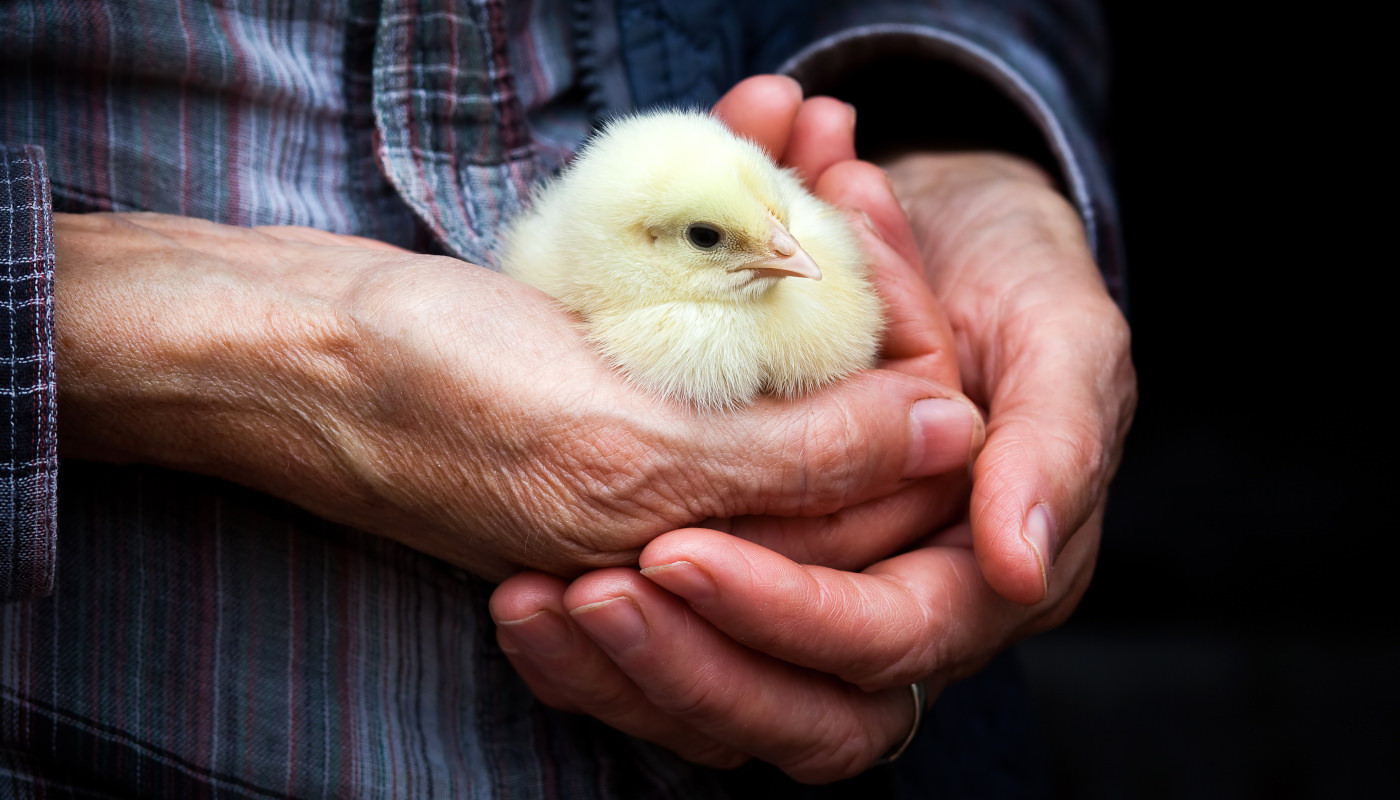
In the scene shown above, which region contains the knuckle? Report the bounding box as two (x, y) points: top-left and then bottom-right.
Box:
(786, 403), (878, 514)
(694, 387), (912, 519)
(554, 432), (670, 517)
(843, 570), (1000, 691)
(528, 425), (705, 566)
(656, 668), (746, 728)
(575, 434), (710, 522)
(823, 587), (939, 690)
(699, 409), (874, 518)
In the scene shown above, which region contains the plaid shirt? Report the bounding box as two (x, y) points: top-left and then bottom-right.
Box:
(2, 1), (1117, 796)
(0, 148), (56, 603)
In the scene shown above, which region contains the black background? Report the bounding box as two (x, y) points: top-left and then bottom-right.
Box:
(1016, 8), (1392, 798)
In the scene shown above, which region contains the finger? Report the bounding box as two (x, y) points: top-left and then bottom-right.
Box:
(782, 96), (857, 188)
(490, 572), (749, 768)
(711, 75), (804, 161)
(881, 152), (1132, 603)
(687, 369), (982, 522)
(816, 160), (962, 388)
(818, 160), (926, 281)
(490, 573), (593, 714)
(563, 569), (914, 784)
(638, 528), (1037, 690)
(723, 472), (968, 569)
(969, 278), (1135, 604)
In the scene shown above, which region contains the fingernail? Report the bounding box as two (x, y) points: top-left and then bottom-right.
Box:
(496, 610), (573, 658)
(844, 102), (858, 129)
(640, 560), (717, 604)
(906, 398), (981, 477)
(571, 597), (647, 656)
(1022, 504), (1058, 597)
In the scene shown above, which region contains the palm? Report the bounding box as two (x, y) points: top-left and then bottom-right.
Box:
(885, 152), (1135, 602)
(487, 75), (1135, 782)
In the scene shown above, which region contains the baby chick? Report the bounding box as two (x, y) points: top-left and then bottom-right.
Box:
(501, 110), (884, 408)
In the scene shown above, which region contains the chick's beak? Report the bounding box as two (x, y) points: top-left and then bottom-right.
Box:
(737, 217), (823, 281)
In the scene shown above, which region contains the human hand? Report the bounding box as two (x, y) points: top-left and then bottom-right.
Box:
(490, 75), (1134, 781)
(716, 77), (1135, 602)
(882, 150), (1135, 604)
(487, 76), (963, 780)
(723, 77), (1134, 604)
(730, 77), (1135, 602)
(53, 196), (978, 581)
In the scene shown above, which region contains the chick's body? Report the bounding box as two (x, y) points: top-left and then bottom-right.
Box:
(502, 110), (883, 408)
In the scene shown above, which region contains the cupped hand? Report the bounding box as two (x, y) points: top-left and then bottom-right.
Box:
(488, 157), (1011, 783)
(53, 136), (978, 581)
(493, 518), (1097, 782)
(883, 150), (1135, 604)
(717, 75), (1133, 609)
(490, 74), (1134, 781)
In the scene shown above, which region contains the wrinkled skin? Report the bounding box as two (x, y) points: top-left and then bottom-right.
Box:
(55, 72), (1132, 785)
(489, 75), (1136, 783)
(55, 113), (979, 585)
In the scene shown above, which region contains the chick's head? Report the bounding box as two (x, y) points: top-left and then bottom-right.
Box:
(570, 111), (823, 304)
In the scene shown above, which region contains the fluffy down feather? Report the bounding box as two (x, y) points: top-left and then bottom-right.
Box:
(501, 109), (884, 408)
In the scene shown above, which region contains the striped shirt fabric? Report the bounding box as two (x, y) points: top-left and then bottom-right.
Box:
(2, 1), (1116, 796)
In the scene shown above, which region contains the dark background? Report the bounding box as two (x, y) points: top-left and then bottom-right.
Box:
(1016, 8), (1392, 799)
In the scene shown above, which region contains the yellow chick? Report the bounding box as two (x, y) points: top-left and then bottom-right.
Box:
(501, 110), (884, 408)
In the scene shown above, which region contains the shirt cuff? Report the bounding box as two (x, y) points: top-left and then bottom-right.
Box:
(2, 144), (58, 602)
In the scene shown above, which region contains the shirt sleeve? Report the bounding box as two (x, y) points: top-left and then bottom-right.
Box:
(767, 0), (1125, 303)
(1, 144), (58, 602)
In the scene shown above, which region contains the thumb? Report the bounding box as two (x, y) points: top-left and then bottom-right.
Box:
(689, 370), (982, 520)
(969, 298), (1135, 605)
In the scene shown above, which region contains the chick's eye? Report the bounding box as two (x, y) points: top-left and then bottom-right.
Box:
(686, 223), (723, 250)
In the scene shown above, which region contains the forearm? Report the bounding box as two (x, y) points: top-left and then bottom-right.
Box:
(55, 214), (369, 481)
(50, 212), (545, 579)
